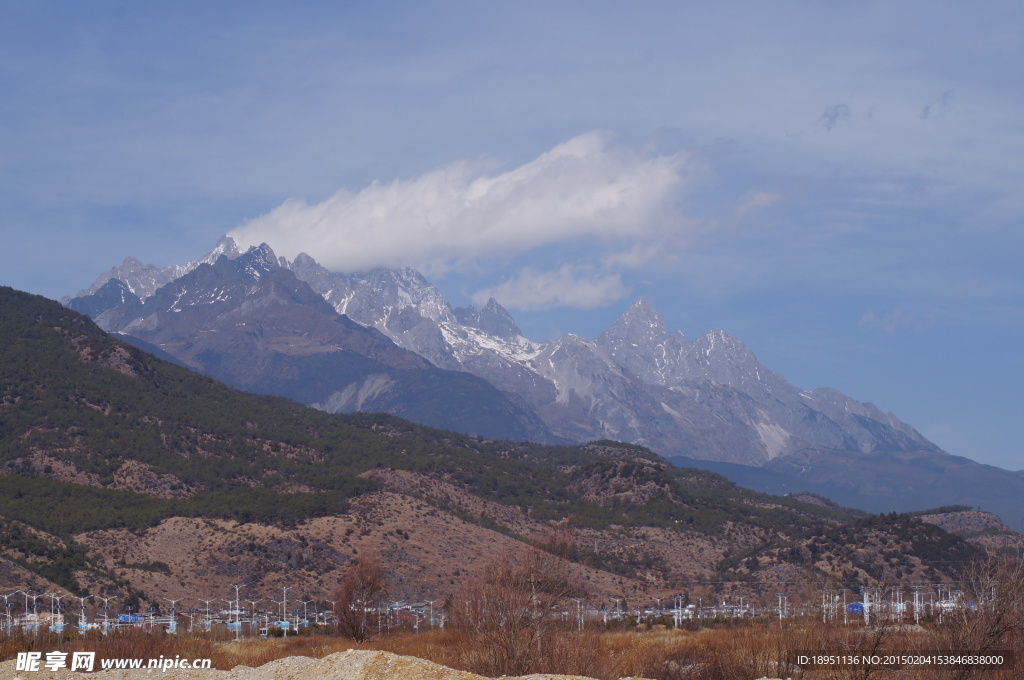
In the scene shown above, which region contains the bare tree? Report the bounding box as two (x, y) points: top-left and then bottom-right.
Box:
(452, 541), (582, 676)
(333, 552), (388, 642)
(939, 554), (1024, 680)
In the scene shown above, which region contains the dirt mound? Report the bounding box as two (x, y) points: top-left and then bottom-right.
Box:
(0, 650), (663, 680)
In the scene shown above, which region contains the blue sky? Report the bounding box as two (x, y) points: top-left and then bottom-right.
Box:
(3, 1), (1022, 469)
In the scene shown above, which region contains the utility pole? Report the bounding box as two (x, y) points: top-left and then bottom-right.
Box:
(280, 587), (290, 635)
(25, 592), (40, 635)
(199, 599), (215, 632)
(163, 598), (181, 634)
(1, 592), (18, 633)
(72, 595), (90, 634)
(227, 584), (245, 639)
(48, 592), (66, 632)
(910, 587), (921, 625)
(94, 595), (114, 634)
(247, 600), (260, 632)
(270, 599), (285, 631)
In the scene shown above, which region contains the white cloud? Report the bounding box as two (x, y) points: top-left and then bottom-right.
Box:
(229, 131), (686, 276)
(600, 242), (668, 269)
(473, 264), (628, 311)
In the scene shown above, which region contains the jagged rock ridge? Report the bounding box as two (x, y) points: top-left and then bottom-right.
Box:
(65, 243), (555, 443)
(65, 235), (240, 303)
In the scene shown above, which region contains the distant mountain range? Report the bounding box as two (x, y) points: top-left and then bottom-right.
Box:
(0, 285), (1002, 600)
(67, 236), (1024, 524)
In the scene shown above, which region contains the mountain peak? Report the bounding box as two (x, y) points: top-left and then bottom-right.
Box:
(682, 329), (760, 377)
(694, 329), (751, 358)
(454, 298), (523, 339)
(72, 235), (244, 302)
(236, 243), (280, 280)
(206, 235), (240, 261)
(594, 299), (682, 384)
(75, 256), (156, 299)
(67, 278), (141, 318)
(627, 297), (657, 316)
(606, 298), (671, 337)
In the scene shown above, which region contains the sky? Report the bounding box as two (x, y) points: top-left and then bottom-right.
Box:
(2, 1), (1022, 469)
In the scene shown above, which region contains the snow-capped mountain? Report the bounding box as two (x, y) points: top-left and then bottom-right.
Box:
(69, 236), (940, 467)
(280, 241), (940, 465)
(68, 235), (240, 302)
(594, 298), (688, 386)
(64, 236), (1024, 522)
(67, 242), (556, 442)
(593, 302), (936, 458)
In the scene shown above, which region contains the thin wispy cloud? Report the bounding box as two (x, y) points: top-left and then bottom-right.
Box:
(473, 265), (628, 312)
(734, 190), (782, 220)
(859, 308), (937, 334)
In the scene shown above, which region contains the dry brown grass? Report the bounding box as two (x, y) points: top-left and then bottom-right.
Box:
(0, 617), (1020, 679)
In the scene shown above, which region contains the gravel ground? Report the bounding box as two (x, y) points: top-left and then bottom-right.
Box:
(0, 649), (784, 680)
(0, 650), (654, 680)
